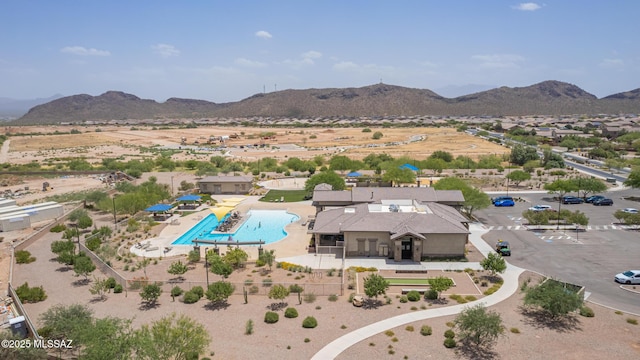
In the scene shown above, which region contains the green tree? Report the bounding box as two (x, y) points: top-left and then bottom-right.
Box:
(566, 210), (589, 227)
(363, 273), (390, 299)
(0, 331), (48, 359)
(89, 276), (110, 301)
(623, 167), (640, 188)
(207, 251), (233, 279)
(433, 177), (491, 218)
(140, 283), (163, 306)
(506, 170), (531, 186)
(510, 144), (539, 165)
(223, 247), (248, 269)
(544, 179), (578, 217)
(205, 281), (235, 304)
(51, 240), (76, 266)
(134, 313), (210, 360)
(304, 170), (346, 194)
(187, 249), (201, 263)
(480, 252), (507, 277)
(454, 304), (505, 349)
(329, 155), (353, 173)
(424, 158), (447, 177)
(429, 150), (454, 163)
(268, 284), (290, 306)
(73, 254), (96, 280)
(522, 209), (550, 226)
(39, 304), (93, 343)
(570, 177), (607, 199)
(372, 131), (384, 139)
(524, 279), (583, 319)
(427, 276), (454, 300)
(382, 167), (416, 185)
(259, 249), (276, 271)
(167, 260), (189, 279)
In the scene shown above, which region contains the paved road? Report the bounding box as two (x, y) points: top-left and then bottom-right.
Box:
(476, 188), (640, 314)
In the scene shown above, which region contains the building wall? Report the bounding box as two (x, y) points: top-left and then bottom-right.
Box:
(344, 231), (391, 257)
(198, 182), (251, 194)
(422, 233), (467, 257)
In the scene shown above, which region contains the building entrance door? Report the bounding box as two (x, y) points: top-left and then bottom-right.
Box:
(401, 240), (412, 259)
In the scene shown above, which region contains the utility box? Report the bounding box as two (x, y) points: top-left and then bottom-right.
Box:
(9, 316), (28, 338)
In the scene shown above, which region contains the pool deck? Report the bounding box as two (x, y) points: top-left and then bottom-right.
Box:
(129, 195), (316, 260)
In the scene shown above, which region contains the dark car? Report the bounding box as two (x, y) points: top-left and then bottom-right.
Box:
(593, 198), (613, 206)
(586, 195), (605, 203)
(492, 196), (513, 204)
(562, 196), (584, 204)
(494, 199), (515, 207)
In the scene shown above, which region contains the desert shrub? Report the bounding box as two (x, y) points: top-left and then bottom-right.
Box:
(86, 237), (101, 251)
(249, 285), (259, 294)
(464, 295), (477, 302)
(15, 282), (47, 303)
(328, 294), (338, 302)
(302, 316), (318, 328)
(405, 325), (414, 332)
(580, 306), (595, 317)
(406, 290), (421, 302)
(285, 307), (299, 318)
(113, 284), (123, 293)
(348, 293), (355, 302)
(244, 279), (253, 286)
(303, 292), (316, 303)
(264, 311), (279, 324)
(50, 224), (66, 232)
(289, 284), (304, 293)
(255, 259), (266, 267)
(245, 319), (254, 335)
(171, 286), (183, 298)
(420, 325), (432, 336)
(190, 286), (203, 298)
(425, 289), (438, 300)
(443, 338), (456, 348)
(384, 330), (395, 337)
(183, 290), (200, 304)
(510, 327), (520, 334)
(444, 329), (455, 339)
(483, 284), (501, 295)
(15, 250), (36, 264)
(399, 296), (408, 303)
(262, 278), (273, 287)
(304, 338), (310, 343)
(627, 318), (638, 325)
(105, 277), (117, 289)
(445, 321), (455, 328)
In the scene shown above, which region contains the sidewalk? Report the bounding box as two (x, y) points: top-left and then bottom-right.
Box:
(310, 222), (524, 360)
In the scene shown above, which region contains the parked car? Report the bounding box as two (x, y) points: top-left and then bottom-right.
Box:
(528, 204), (553, 212)
(592, 198), (613, 206)
(614, 270), (640, 284)
(585, 195), (606, 203)
(492, 196), (513, 204)
(562, 196), (584, 204)
(494, 199), (515, 207)
(622, 208), (639, 214)
(495, 240), (511, 256)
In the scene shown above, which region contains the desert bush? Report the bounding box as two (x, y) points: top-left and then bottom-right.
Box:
(579, 306), (595, 317)
(425, 289), (438, 300)
(15, 282), (47, 303)
(15, 250), (36, 264)
(105, 277), (117, 289)
(384, 330), (395, 337)
(289, 284), (304, 293)
(284, 307), (299, 318)
(191, 286), (204, 298)
(113, 284), (123, 293)
(420, 325), (432, 336)
(245, 319), (254, 335)
(249, 285), (259, 294)
(50, 224), (66, 232)
(510, 327), (520, 334)
(406, 290), (421, 302)
(399, 295), (408, 303)
(328, 294), (338, 302)
(303, 292), (316, 303)
(444, 329), (455, 339)
(627, 318), (638, 325)
(405, 325), (414, 332)
(443, 338), (456, 348)
(183, 290), (200, 304)
(264, 311), (279, 324)
(262, 278), (273, 287)
(171, 286), (183, 298)
(302, 316), (318, 328)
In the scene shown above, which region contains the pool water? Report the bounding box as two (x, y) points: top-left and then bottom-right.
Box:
(172, 209), (299, 246)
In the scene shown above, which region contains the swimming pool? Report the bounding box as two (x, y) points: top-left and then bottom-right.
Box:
(171, 209), (300, 246)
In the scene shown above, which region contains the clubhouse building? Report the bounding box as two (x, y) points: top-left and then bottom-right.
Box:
(309, 186), (469, 262)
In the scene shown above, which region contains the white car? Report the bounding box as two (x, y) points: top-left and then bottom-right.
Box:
(528, 204), (553, 212)
(622, 208), (639, 214)
(615, 270), (640, 284)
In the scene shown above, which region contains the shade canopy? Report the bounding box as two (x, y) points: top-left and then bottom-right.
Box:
(177, 195), (201, 202)
(223, 197), (246, 203)
(145, 204), (173, 212)
(399, 163), (419, 171)
(210, 206), (235, 219)
(347, 171), (362, 177)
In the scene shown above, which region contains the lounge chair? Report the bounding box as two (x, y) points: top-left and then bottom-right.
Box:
(146, 246), (159, 252)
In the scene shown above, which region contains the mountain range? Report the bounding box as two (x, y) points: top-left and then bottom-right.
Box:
(10, 81), (640, 125)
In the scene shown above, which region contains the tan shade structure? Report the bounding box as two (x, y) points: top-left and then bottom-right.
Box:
(222, 197), (245, 203)
(209, 206), (235, 220)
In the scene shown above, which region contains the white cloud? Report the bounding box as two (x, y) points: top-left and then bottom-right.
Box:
(512, 3), (542, 11)
(599, 58), (624, 68)
(333, 61), (358, 71)
(151, 44), (180, 58)
(235, 58), (267, 68)
(255, 30), (272, 39)
(302, 50), (322, 59)
(471, 54), (525, 68)
(60, 46), (110, 56)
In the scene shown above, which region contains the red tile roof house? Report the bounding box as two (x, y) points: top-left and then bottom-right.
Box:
(309, 186), (469, 262)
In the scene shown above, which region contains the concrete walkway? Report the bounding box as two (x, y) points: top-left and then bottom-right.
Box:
(310, 223), (525, 360)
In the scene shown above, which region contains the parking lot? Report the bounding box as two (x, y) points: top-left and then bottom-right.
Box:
(475, 188), (640, 314)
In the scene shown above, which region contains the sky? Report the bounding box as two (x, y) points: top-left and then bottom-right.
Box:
(1, 1), (639, 103)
